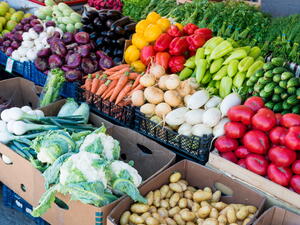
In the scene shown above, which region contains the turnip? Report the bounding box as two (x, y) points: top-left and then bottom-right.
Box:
(220, 93), (242, 116)
(178, 123), (192, 136)
(185, 109), (204, 125)
(202, 108), (222, 127)
(165, 107), (189, 126)
(213, 118), (230, 137)
(139, 73), (155, 87)
(158, 75), (169, 90)
(192, 124), (212, 137)
(165, 74), (180, 90)
(149, 62), (165, 79)
(164, 90), (182, 107)
(184, 95), (191, 106)
(187, 90), (210, 109)
(204, 96), (222, 109)
(155, 103), (171, 118)
(177, 80), (191, 97)
(140, 103), (155, 117)
(144, 87), (164, 104)
(131, 90), (145, 107)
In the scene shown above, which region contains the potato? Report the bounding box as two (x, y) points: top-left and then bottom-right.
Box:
(196, 218), (204, 225)
(180, 208), (189, 214)
(200, 201), (211, 208)
(247, 206), (257, 214)
(141, 212), (152, 221)
(160, 199), (170, 209)
(152, 213), (163, 224)
(230, 204), (243, 211)
(227, 207), (237, 224)
(236, 206), (249, 220)
(145, 217), (159, 225)
(169, 193), (180, 207)
(166, 190), (174, 199)
(184, 190), (193, 199)
(178, 181), (188, 192)
(179, 198), (188, 208)
(248, 213), (254, 219)
(149, 206), (157, 213)
(186, 222), (196, 225)
(154, 190), (161, 207)
(131, 204), (150, 214)
(197, 206), (211, 219)
(192, 202), (200, 213)
(181, 210), (196, 222)
(213, 202), (227, 211)
(193, 190), (212, 202)
(158, 208), (169, 218)
(170, 183), (183, 193)
(187, 199), (194, 209)
(209, 208), (219, 219)
(211, 191), (221, 203)
(160, 185), (170, 199)
(170, 172), (182, 183)
(218, 215), (227, 224)
(120, 211), (131, 225)
(229, 223), (238, 225)
(174, 214), (186, 225)
(166, 217), (177, 225)
(242, 218), (251, 225)
(130, 214), (145, 224)
(203, 187), (212, 194)
(187, 186), (197, 193)
(146, 191), (154, 206)
(203, 218), (218, 225)
(169, 207), (180, 217)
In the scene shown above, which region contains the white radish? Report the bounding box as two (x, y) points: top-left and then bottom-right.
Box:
(220, 93), (241, 116)
(204, 96), (222, 109)
(192, 124), (212, 137)
(202, 108), (222, 127)
(165, 107), (189, 126)
(7, 120), (15, 133)
(178, 123), (192, 136)
(213, 118), (230, 137)
(184, 95), (191, 106)
(187, 90), (210, 109)
(34, 110), (45, 118)
(184, 109), (204, 125)
(1, 109), (11, 122)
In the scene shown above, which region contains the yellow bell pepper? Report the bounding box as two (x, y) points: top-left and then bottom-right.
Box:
(124, 45), (140, 64)
(175, 23), (183, 31)
(144, 24), (162, 42)
(132, 33), (148, 50)
(131, 60), (146, 72)
(156, 18), (171, 32)
(135, 19), (150, 34)
(146, 11), (161, 23)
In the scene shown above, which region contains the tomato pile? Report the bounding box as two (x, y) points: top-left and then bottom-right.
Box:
(215, 96), (300, 193)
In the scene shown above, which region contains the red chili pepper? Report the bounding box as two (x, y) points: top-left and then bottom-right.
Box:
(169, 37), (188, 56)
(167, 25), (183, 37)
(194, 28), (213, 40)
(186, 34), (206, 52)
(168, 55), (186, 73)
(140, 45), (155, 65)
(155, 52), (170, 70)
(183, 23), (199, 35)
(154, 33), (173, 52)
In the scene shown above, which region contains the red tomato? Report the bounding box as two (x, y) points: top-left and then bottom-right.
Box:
(244, 96), (265, 112)
(235, 146), (250, 159)
(214, 136), (239, 153)
(242, 130), (270, 155)
(269, 126), (288, 145)
(227, 105), (255, 125)
(221, 151), (238, 163)
(194, 28), (213, 40)
(280, 113), (300, 128)
(275, 113), (282, 125)
(268, 146), (296, 167)
(245, 154), (268, 175)
(290, 175), (300, 194)
(267, 164), (293, 187)
(251, 108), (276, 132)
(292, 160), (300, 175)
(238, 159), (247, 168)
(285, 126), (300, 151)
(224, 122), (247, 139)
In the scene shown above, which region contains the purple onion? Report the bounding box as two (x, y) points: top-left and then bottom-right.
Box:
(62, 32), (74, 44)
(33, 24), (44, 33)
(0, 37), (4, 45)
(13, 32), (23, 42)
(15, 24), (23, 31)
(37, 48), (51, 58)
(11, 41), (19, 49)
(24, 24), (31, 32)
(48, 54), (63, 69)
(45, 21), (56, 27)
(21, 18), (30, 25)
(30, 19), (41, 27)
(74, 32), (90, 44)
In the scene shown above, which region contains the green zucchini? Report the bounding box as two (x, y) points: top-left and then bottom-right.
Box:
(263, 62), (274, 71)
(287, 77), (300, 88)
(264, 82), (276, 93)
(281, 72), (294, 80)
(271, 57), (285, 67)
(273, 103), (283, 112)
(273, 74), (281, 83)
(287, 95), (299, 105)
(272, 67), (287, 74)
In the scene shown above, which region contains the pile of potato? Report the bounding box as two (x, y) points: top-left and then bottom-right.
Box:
(120, 172), (257, 225)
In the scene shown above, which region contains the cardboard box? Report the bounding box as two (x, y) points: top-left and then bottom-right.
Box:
(108, 160), (266, 225)
(0, 100), (176, 225)
(208, 152), (300, 209)
(0, 77), (40, 108)
(253, 206), (300, 225)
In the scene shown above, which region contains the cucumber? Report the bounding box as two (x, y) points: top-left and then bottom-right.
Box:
(273, 102), (283, 112)
(274, 86), (284, 94)
(287, 77), (300, 88)
(246, 79), (255, 87)
(263, 62), (274, 71)
(249, 75), (259, 83)
(287, 87), (297, 95)
(254, 85), (262, 93)
(264, 71), (273, 78)
(273, 74), (281, 83)
(271, 57), (285, 67)
(282, 100), (290, 110)
(265, 101), (275, 109)
(272, 67), (287, 74)
(260, 90), (272, 98)
(264, 82), (276, 93)
(279, 80), (287, 89)
(255, 69), (264, 77)
(281, 93), (289, 100)
(287, 95), (299, 105)
(292, 105), (300, 114)
(272, 94), (281, 103)
(281, 72), (294, 80)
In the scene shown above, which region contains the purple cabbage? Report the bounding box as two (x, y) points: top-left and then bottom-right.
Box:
(34, 57), (48, 72)
(66, 53), (81, 68)
(99, 55), (114, 70)
(50, 41), (67, 57)
(37, 48), (51, 58)
(33, 24), (44, 33)
(45, 21), (56, 27)
(65, 70), (82, 82)
(48, 54), (63, 69)
(74, 32), (90, 44)
(77, 44), (91, 57)
(62, 32), (74, 44)
(81, 58), (96, 74)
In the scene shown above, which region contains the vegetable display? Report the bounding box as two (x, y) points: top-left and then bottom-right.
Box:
(120, 172), (258, 225)
(215, 96), (300, 193)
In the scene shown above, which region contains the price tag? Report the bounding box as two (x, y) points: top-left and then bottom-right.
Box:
(5, 57), (14, 73)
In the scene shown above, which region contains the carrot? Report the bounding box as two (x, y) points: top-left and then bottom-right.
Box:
(90, 75), (100, 94)
(107, 68), (130, 79)
(128, 84), (144, 96)
(101, 79), (118, 98)
(118, 99), (131, 106)
(132, 75), (141, 89)
(96, 80), (111, 96)
(128, 72), (140, 80)
(103, 88), (115, 100)
(83, 71), (101, 79)
(110, 73), (129, 102)
(104, 64), (129, 73)
(115, 82), (132, 104)
(84, 74), (93, 91)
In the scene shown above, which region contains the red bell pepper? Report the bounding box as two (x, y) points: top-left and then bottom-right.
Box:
(268, 146), (296, 167)
(267, 164), (293, 187)
(245, 154), (268, 175)
(154, 33), (173, 52)
(168, 56), (186, 73)
(194, 28), (213, 40)
(186, 34), (206, 52)
(285, 126), (300, 150)
(169, 37), (188, 56)
(183, 23), (199, 35)
(155, 52), (170, 70)
(140, 46), (155, 65)
(167, 25), (183, 37)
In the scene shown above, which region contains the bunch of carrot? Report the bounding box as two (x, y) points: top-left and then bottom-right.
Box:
(82, 64), (144, 106)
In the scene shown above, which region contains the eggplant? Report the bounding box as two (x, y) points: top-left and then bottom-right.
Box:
(106, 20), (114, 28)
(85, 10), (98, 19)
(98, 9), (109, 13)
(124, 23), (136, 32)
(113, 49), (123, 56)
(94, 17), (103, 28)
(81, 24), (94, 33)
(107, 10), (122, 17)
(116, 38), (125, 46)
(81, 16), (90, 25)
(98, 13), (108, 22)
(111, 16), (131, 30)
(106, 31), (115, 37)
(113, 26), (125, 35)
(90, 32), (97, 40)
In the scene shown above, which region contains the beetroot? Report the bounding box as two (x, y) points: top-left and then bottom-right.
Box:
(49, 55), (63, 69)
(74, 32), (90, 44)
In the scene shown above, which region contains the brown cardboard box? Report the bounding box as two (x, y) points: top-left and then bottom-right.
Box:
(253, 207), (300, 225)
(0, 77), (40, 108)
(0, 100), (176, 225)
(108, 160), (266, 225)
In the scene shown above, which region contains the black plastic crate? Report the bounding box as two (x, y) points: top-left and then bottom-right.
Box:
(2, 184), (49, 225)
(134, 111), (213, 165)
